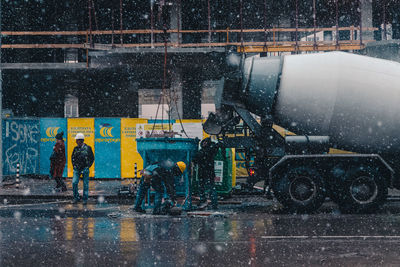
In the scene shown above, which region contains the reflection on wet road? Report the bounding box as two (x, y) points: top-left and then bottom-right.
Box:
(1, 204), (400, 266)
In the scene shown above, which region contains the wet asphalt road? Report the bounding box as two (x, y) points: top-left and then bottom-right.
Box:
(1, 201), (400, 266)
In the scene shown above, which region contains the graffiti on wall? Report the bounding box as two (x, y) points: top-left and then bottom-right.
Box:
(3, 120), (40, 175)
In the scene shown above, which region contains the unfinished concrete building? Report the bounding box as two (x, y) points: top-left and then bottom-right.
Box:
(2, 0), (399, 119)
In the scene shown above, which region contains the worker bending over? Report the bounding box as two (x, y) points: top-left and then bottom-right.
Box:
(133, 160), (186, 215)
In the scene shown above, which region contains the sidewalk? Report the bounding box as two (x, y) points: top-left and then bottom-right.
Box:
(0, 177), (246, 207)
(0, 177), (138, 203)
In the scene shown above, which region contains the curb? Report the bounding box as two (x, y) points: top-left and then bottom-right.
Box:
(0, 194), (135, 204)
(0, 206), (121, 218)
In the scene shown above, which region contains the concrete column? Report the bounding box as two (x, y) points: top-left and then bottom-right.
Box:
(138, 89), (163, 119)
(64, 92), (79, 118)
(393, 7), (400, 40)
(169, 70), (183, 120)
(64, 76), (79, 117)
(138, 70), (182, 120)
(182, 70), (201, 119)
(279, 17), (292, 42)
(121, 80), (139, 118)
(64, 1), (79, 63)
(63, 1), (80, 117)
(201, 80), (218, 118)
(170, 0), (181, 44)
(276, 0), (292, 42)
(360, 0), (374, 41)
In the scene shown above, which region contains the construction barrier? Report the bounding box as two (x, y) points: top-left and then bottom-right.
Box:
(120, 118), (147, 178)
(94, 118), (121, 178)
(67, 118), (95, 177)
(39, 118), (68, 177)
(2, 117), (238, 181)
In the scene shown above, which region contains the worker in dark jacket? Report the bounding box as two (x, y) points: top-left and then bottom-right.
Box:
(50, 131), (67, 192)
(71, 133), (94, 205)
(133, 160), (186, 215)
(192, 137), (220, 210)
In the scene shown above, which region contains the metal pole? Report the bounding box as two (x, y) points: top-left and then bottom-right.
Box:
(111, 9), (115, 47)
(86, 30), (89, 68)
(335, 0), (339, 48)
(359, 0), (363, 45)
(313, 0), (317, 50)
(240, 0), (243, 49)
(88, 0), (93, 47)
(150, 0), (154, 48)
(295, 0), (299, 53)
(16, 163), (20, 188)
(177, 0), (181, 45)
(383, 0), (387, 40)
(91, 0), (99, 32)
(0, 0), (3, 183)
(208, 0), (211, 45)
(263, 0), (268, 52)
(120, 0), (123, 45)
(134, 163), (138, 190)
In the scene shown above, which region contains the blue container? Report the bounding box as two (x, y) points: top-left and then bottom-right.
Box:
(136, 137), (199, 210)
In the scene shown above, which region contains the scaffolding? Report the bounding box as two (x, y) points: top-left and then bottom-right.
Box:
(0, 0), (383, 56)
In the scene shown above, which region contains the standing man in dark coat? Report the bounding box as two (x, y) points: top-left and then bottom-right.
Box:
(50, 131), (67, 192)
(71, 133), (94, 205)
(193, 137), (220, 210)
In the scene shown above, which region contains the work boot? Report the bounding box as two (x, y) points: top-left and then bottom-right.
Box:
(72, 198), (80, 204)
(161, 199), (174, 214)
(168, 206), (182, 216)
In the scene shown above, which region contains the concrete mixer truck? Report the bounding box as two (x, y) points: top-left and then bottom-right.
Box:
(204, 51), (400, 213)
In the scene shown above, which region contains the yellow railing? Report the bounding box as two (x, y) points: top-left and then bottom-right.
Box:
(1, 26), (378, 52)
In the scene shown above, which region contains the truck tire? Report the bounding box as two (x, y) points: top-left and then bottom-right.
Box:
(271, 166), (326, 213)
(337, 167), (387, 214)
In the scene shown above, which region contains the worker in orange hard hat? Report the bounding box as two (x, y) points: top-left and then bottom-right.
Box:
(133, 160), (186, 215)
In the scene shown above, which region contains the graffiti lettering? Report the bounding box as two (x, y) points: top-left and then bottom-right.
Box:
(4, 120), (40, 175)
(10, 121), (39, 144)
(5, 145), (38, 174)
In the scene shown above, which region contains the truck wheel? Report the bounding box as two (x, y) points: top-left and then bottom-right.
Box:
(271, 166), (326, 213)
(338, 167), (387, 213)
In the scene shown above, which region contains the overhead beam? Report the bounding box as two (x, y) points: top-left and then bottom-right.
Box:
(1, 63), (87, 69)
(0, 26), (378, 36)
(1, 41), (372, 52)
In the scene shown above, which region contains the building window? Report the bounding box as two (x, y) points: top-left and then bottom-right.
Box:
(64, 94), (79, 117)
